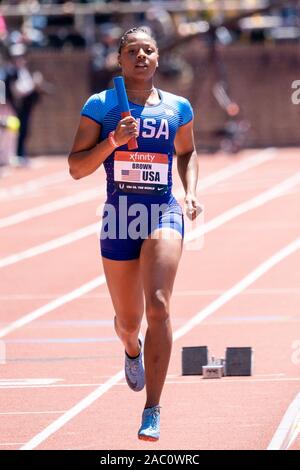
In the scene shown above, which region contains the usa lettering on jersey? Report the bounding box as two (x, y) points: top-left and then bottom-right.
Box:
(136, 118), (169, 140)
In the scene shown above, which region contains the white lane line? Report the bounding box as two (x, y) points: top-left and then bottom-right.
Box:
(0, 187), (103, 229)
(20, 370), (125, 450)
(0, 383), (116, 389)
(0, 443), (25, 446)
(175, 148), (277, 200)
(0, 224), (98, 269)
(1, 170), (299, 334)
(0, 171), (69, 201)
(156, 378), (300, 385)
(2, 288), (299, 300)
(0, 276), (106, 339)
(267, 392), (300, 450)
(286, 422), (300, 450)
(20, 236), (300, 450)
(0, 294), (105, 301)
(174, 288), (300, 296)
(174, 237), (300, 340)
(184, 172), (300, 243)
(0, 149), (278, 268)
(2, 377), (300, 390)
(0, 148), (275, 230)
(0, 378), (63, 387)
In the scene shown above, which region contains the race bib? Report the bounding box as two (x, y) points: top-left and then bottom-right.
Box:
(114, 151), (169, 195)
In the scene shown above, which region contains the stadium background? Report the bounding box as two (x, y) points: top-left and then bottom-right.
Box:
(1, 0), (300, 156)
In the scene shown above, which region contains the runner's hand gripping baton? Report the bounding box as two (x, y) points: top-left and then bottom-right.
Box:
(113, 76), (138, 150)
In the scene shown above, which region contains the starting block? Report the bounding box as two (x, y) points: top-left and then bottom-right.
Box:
(225, 347), (253, 376)
(182, 346), (253, 377)
(182, 346), (208, 375)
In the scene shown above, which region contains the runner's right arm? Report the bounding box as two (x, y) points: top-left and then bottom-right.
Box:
(68, 115), (138, 180)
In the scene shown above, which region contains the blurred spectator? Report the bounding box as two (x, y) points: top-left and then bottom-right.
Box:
(22, 16), (48, 48)
(0, 45), (19, 168)
(90, 22), (121, 92)
(45, 14), (86, 49)
(0, 14), (8, 41)
(144, 6), (177, 40)
(5, 43), (46, 166)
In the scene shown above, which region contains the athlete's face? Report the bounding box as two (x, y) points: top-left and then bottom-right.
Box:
(118, 33), (159, 81)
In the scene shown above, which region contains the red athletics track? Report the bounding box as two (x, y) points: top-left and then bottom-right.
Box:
(0, 148), (299, 450)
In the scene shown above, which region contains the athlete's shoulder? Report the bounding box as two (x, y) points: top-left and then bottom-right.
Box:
(98, 88), (118, 104)
(160, 90), (194, 126)
(160, 89), (191, 106)
(81, 88), (118, 124)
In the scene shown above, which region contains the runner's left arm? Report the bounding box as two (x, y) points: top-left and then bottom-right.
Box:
(175, 119), (200, 217)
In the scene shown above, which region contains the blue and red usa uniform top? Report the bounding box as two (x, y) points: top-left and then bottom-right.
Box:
(81, 88), (193, 201)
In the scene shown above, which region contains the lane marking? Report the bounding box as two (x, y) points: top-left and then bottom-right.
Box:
(1, 377), (300, 390)
(6, 355), (105, 364)
(0, 187), (103, 229)
(1, 171), (299, 336)
(1, 287), (300, 301)
(3, 155), (297, 271)
(20, 371), (125, 450)
(174, 148), (277, 200)
(0, 224), (98, 269)
(6, 337), (117, 344)
(174, 288), (300, 296)
(207, 315), (288, 324)
(0, 148), (275, 230)
(20, 236), (300, 449)
(9, 319), (114, 327)
(174, 237), (300, 340)
(0, 276), (106, 339)
(0, 443), (25, 446)
(0, 293), (109, 300)
(267, 392), (300, 450)
(0, 378), (62, 387)
(0, 411), (65, 415)
(0, 170), (69, 201)
(184, 171), (300, 243)
(2, 314), (290, 339)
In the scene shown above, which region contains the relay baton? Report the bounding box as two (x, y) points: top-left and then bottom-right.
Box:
(113, 76), (138, 150)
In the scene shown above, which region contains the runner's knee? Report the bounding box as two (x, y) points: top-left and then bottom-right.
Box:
(146, 289), (170, 323)
(114, 315), (141, 336)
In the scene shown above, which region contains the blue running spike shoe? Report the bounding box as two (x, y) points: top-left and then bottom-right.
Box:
(138, 405), (161, 441)
(125, 338), (145, 392)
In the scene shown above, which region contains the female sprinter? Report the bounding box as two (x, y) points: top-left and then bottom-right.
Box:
(68, 27), (201, 442)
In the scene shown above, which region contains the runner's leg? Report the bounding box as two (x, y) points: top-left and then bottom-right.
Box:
(140, 229), (183, 408)
(102, 257), (144, 357)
